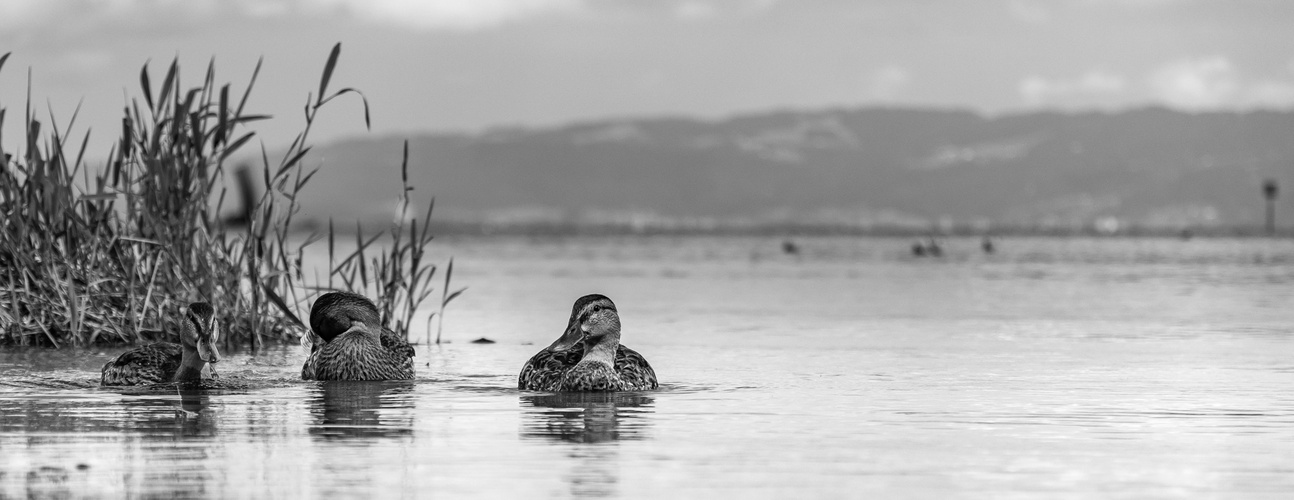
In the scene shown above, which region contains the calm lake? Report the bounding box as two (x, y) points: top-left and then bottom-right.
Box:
(3, 235), (1293, 498)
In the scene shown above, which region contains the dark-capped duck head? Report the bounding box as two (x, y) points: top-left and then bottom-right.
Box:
(310, 291), (382, 343)
(180, 302), (221, 364)
(548, 294), (620, 352)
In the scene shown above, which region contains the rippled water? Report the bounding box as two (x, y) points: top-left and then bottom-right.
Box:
(3, 235), (1294, 498)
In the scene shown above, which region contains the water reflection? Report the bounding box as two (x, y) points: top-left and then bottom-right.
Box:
(116, 387), (221, 497)
(117, 386), (219, 438)
(0, 385), (225, 498)
(519, 392), (654, 444)
(306, 381), (415, 440)
(519, 393), (655, 499)
(0, 384), (219, 436)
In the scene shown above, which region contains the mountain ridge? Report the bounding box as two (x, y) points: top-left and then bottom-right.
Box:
(286, 106), (1294, 231)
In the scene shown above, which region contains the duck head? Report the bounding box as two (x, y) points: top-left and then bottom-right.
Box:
(180, 302), (221, 364)
(310, 292), (383, 343)
(548, 294), (619, 352)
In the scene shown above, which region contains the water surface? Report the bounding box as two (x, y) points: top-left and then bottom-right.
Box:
(3, 236), (1293, 498)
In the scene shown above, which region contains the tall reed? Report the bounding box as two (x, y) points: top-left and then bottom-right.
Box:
(0, 44), (457, 350)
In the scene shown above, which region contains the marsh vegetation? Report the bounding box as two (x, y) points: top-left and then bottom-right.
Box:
(0, 44), (459, 350)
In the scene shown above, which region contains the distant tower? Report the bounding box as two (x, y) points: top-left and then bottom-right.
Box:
(1263, 179), (1279, 235)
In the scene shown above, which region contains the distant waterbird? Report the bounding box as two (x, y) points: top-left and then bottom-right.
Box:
(301, 292), (415, 381)
(981, 237), (995, 254)
(926, 239), (943, 257)
(782, 239), (800, 256)
(1263, 179), (1279, 235)
(519, 294), (657, 392)
(100, 302), (221, 386)
(912, 238), (943, 257)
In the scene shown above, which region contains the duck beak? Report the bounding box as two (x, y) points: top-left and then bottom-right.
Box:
(546, 321), (585, 352)
(198, 339), (221, 364)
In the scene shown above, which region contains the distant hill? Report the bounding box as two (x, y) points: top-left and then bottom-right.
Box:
(285, 106), (1294, 232)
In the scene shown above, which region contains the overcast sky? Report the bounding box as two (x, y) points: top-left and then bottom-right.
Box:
(2, 0), (1293, 155)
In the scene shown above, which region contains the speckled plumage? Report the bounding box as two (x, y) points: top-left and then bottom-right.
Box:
(301, 328), (415, 381)
(518, 294), (658, 392)
(301, 292), (415, 381)
(374, 327), (417, 360)
(100, 303), (221, 386)
(102, 342), (185, 386)
(519, 343), (657, 391)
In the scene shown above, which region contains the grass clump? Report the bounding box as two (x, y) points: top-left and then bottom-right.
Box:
(0, 44), (458, 350)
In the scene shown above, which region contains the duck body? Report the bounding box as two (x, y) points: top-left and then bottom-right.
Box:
(374, 327), (417, 360)
(101, 342), (218, 386)
(519, 342), (657, 391)
(301, 327), (414, 381)
(518, 294), (658, 392)
(301, 292), (415, 381)
(100, 303), (222, 386)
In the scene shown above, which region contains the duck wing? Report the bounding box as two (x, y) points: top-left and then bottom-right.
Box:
(614, 345), (658, 391)
(301, 350), (320, 380)
(379, 327), (416, 358)
(304, 327), (412, 377)
(518, 344), (586, 391)
(100, 342), (183, 386)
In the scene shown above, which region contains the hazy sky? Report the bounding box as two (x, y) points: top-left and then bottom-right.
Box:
(2, 0), (1293, 155)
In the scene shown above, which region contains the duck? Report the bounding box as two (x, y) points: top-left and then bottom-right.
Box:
(301, 291), (415, 381)
(100, 302), (221, 386)
(519, 294), (657, 392)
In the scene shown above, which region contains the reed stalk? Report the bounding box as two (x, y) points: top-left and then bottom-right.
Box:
(0, 44), (457, 349)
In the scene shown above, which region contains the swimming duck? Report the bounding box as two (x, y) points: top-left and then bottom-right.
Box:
(301, 291), (415, 381)
(100, 302), (221, 386)
(519, 294), (657, 392)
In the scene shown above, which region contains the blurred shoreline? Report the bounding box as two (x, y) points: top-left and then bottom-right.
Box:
(291, 218), (1293, 239)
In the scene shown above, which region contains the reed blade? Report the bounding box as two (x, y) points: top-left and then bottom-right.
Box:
(261, 283), (305, 330)
(317, 43), (341, 106)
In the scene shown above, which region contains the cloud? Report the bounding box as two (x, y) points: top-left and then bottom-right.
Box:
(1019, 70), (1127, 106)
(867, 66), (910, 101)
(1146, 56), (1294, 110)
(0, 1), (61, 29)
(1019, 58), (1294, 111)
(674, 1), (719, 21)
(1245, 80), (1294, 107)
(671, 0), (780, 21)
(1146, 56), (1238, 109)
(1007, 0), (1052, 24)
(1079, 0), (1182, 6)
(0, 0), (584, 32)
(306, 0), (584, 30)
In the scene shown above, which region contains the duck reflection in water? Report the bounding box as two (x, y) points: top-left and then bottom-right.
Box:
(6, 385), (220, 497)
(307, 380), (415, 440)
(111, 386), (219, 438)
(520, 392), (654, 498)
(520, 392), (654, 444)
(171, 387), (216, 437)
